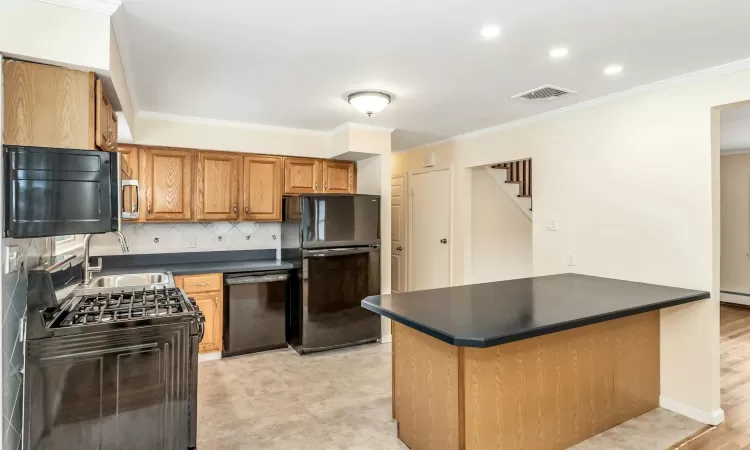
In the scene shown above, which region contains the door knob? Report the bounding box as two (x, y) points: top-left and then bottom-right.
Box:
(397, 246), (403, 251)
(440, 238), (448, 244)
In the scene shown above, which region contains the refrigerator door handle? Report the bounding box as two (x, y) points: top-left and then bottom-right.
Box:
(302, 247), (379, 258)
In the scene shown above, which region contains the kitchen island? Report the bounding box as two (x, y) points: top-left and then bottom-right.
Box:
(361, 273), (709, 450)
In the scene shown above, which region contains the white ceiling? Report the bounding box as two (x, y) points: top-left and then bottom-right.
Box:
(114, 0), (750, 151)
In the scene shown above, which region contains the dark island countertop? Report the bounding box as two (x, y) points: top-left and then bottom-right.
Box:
(361, 273), (709, 348)
(96, 250), (295, 277)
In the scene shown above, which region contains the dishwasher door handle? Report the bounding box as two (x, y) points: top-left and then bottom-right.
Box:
(225, 274), (290, 285)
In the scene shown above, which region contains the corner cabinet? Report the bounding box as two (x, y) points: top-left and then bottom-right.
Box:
(195, 151), (242, 221)
(282, 157), (357, 194)
(3, 60), (117, 151)
(139, 148), (194, 221)
(243, 155), (282, 221)
(174, 274), (223, 354)
(95, 79), (118, 151)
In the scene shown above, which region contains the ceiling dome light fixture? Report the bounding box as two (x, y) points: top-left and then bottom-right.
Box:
(348, 91), (392, 117)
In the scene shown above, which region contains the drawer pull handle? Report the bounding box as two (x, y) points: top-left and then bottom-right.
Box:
(193, 282), (211, 286)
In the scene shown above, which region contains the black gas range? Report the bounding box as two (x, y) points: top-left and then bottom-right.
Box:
(24, 263), (204, 450)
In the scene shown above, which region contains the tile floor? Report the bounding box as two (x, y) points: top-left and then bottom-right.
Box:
(197, 343), (704, 450)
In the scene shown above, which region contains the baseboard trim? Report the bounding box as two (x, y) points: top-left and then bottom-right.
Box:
(198, 351), (222, 363)
(721, 291), (750, 307)
(379, 334), (393, 344)
(659, 396), (725, 425)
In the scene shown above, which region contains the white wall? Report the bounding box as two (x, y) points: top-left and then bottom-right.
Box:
(109, 25), (135, 132)
(720, 108), (750, 151)
(399, 63), (750, 425)
(471, 168), (532, 283)
(133, 114), (331, 157)
(0, 0), (110, 71)
(719, 152), (750, 294)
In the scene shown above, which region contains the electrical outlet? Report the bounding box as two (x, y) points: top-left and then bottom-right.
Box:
(545, 218), (559, 231)
(186, 236), (197, 248)
(4, 246), (20, 274)
(566, 252), (577, 267)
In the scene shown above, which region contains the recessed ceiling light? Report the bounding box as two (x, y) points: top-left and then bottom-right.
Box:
(480, 24), (501, 40)
(549, 47), (569, 60)
(347, 91), (392, 117)
(603, 64), (624, 76)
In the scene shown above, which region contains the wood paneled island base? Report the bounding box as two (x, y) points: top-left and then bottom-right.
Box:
(392, 311), (660, 450)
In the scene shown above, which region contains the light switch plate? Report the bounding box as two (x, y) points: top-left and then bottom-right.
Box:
(545, 218), (559, 231)
(566, 252), (577, 267)
(5, 245), (20, 274)
(185, 236), (197, 248)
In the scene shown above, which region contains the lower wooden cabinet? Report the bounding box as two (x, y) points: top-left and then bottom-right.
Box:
(175, 273), (223, 354)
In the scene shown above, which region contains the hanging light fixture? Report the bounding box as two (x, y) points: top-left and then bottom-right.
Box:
(347, 91), (392, 117)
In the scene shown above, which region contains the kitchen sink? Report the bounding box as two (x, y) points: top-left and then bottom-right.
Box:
(76, 272), (174, 293)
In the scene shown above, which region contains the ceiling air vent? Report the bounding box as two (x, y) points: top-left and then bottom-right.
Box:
(511, 85), (576, 103)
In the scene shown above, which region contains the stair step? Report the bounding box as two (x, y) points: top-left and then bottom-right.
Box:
(505, 181), (522, 184)
(517, 194), (532, 198)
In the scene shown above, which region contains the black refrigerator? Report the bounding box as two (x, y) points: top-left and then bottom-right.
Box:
(282, 194), (382, 354)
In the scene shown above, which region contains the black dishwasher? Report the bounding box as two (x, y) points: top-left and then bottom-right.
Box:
(223, 271), (290, 357)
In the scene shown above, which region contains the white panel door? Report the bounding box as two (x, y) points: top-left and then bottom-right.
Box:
(391, 174), (407, 293)
(409, 169), (451, 291)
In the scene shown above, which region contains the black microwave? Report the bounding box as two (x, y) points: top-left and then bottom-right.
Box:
(3, 145), (140, 238)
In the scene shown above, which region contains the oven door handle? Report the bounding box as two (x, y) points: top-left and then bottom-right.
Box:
(302, 247), (379, 258)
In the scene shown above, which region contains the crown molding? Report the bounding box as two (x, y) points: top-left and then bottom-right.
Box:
(454, 56), (750, 142)
(38, 0), (121, 15)
(137, 111), (331, 137)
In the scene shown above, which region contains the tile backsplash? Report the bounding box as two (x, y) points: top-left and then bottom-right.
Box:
(2, 237), (47, 450)
(91, 222), (281, 256)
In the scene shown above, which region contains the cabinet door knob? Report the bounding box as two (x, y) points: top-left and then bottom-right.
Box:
(233, 205), (238, 216)
(245, 206), (249, 215)
(397, 246), (403, 251)
(314, 182), (318, 190)
(324, 183), (328, 191)
(440, 238), (448, 244)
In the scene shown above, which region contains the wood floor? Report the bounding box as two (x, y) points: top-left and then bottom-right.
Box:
(680, 305), (750, 449)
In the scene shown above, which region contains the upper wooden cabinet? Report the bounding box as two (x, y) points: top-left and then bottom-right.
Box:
(282, 157), (357, 194)
(195, 151), (242, 221)
(95, 79), (118, 151)
(140, 148), (194, 221)
(116, 144), (356, 222)
(243, 155), (282, 221)
(283, 157), (321, 194)
(3, 60), (96, 149)
(321, 160), (357, 193)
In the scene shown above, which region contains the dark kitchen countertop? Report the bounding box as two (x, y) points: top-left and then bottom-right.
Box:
(95, 250), (295, 277)
(361, 273), (709, 348)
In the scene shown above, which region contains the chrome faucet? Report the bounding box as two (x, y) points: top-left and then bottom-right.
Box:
(82, 232), (130, 284)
